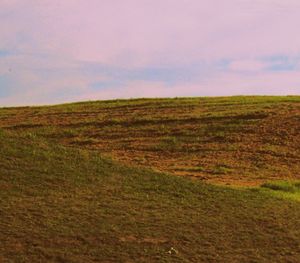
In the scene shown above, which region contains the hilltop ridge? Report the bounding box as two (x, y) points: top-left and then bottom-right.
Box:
(1, 96), (299, 185)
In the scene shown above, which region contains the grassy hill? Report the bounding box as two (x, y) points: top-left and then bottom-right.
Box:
(1, 96), (299, 185)
(1, 96), (300, 262)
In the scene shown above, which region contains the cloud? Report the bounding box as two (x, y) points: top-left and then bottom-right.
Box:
(227, 56), (300, 73)
(227, 60), (267, 72)
(71, 69), (300, 103)
(0, 0), (300, 106)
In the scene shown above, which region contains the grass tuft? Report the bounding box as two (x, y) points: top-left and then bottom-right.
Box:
(261, 181), (300, 193)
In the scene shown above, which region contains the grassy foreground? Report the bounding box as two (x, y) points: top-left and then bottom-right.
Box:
(0, 96), (300, 262)
(1, 129), (300, 262)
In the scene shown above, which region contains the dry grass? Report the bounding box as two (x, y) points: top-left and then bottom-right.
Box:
(1, 96), (299, 186)
(1, 129), (300, 262)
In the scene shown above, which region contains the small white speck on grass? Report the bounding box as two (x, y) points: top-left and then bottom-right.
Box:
(167, 247), (178, 255)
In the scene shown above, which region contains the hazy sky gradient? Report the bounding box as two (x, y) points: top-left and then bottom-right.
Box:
(0, 0), (300, 106)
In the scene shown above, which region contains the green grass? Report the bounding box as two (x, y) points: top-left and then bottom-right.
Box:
(1, 96), (300, 262)
(1, 96), (299, 185)
(260, 181), (300, 201)
(212, 165), (234, 175)
(1, 126), (300, 262)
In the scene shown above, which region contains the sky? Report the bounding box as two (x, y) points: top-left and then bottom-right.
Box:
(0, 0), (300, 106)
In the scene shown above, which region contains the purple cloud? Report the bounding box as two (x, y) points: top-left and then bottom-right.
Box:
(0, 0), (300, 106)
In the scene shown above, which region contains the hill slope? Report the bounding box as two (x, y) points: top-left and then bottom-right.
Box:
(1, 129), (300, 262)
(1, 96), (299, 185)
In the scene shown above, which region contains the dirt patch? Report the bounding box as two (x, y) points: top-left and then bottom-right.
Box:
(1, 97), (300, 186)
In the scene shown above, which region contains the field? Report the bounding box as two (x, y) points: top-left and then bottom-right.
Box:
(1, 96), (300, 262)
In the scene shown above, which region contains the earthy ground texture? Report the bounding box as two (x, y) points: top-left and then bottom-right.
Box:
(1, 96), (299, 185)
(1, 96), (300, 262)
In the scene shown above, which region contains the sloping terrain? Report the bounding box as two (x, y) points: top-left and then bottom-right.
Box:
(1, 129), (300, 262)
(1, 96), (299, 185)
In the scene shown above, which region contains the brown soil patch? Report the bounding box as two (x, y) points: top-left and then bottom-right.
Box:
(1, 97), (299, 186)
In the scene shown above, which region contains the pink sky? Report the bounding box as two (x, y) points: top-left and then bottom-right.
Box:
(0, 0), (300, 106)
